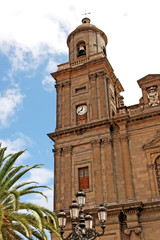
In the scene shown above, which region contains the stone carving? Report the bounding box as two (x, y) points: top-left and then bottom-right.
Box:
(91, 139), (101, 149)
(120, 134), (129, 143)
(124, 227), (141, 235)
(102, 137), (112, 145)
(147, 86), (159, 106)
(119, 95), (124, 107)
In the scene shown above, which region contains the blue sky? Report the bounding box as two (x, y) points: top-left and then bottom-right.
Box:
(0, 0), (160, 216)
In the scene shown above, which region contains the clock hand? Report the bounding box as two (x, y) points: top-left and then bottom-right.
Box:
(78, 107), (83, 113)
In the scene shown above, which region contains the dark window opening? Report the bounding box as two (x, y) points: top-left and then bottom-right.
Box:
(103, 46), (106, 56)
(78, 167), (89, 190)
(112, 110), (115, 117)
(75, 86), (86, 94)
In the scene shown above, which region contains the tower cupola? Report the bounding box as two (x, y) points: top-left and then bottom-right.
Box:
(67, 18), (108, 62)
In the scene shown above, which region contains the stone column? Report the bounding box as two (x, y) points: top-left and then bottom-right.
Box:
(91, 139), (103, 204)
(102, 137), (116, 203)
(55, 83), (62, 129)
(63, 146), (72, 209)
(120, 134), (134, 200)
(97, 71), (108, 119)
(53, 148), (61, 210)
(89, 73), (98, 120)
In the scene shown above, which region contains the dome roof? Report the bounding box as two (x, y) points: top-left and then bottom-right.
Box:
(67, 18), (108, 47)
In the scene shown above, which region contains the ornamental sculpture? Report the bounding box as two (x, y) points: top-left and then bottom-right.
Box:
(147, 86), (159, 106)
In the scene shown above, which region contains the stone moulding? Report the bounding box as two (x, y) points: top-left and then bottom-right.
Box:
(48, 109), (160, 141)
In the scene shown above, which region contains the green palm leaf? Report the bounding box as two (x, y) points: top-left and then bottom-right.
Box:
(0, 144), (61, 239)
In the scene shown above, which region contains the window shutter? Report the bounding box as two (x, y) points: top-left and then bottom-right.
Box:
(78, 167), (89, 190)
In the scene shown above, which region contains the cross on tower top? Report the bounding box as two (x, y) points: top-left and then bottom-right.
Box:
(82, 10), (91, 17)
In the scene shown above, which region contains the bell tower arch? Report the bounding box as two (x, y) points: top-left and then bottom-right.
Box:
(67, 17), (108, 61)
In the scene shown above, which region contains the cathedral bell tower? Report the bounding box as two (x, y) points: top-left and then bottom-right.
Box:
(51, 17), (124, 132)
(48, 17), (124, 239)
(48, 16), (160, 240)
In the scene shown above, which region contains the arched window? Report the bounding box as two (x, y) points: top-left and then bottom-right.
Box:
(155, 155), (160, 194)
(77, 41), (86, 57)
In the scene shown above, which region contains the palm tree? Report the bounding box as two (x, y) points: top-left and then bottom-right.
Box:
(0, 143), (61, 240)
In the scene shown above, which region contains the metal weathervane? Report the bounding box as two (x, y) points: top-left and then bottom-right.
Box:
(82, 10), (91, 17)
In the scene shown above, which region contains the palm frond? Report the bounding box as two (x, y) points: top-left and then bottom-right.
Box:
(0, 146), (7, 168)
(13, 181), (38, 190)
(4, 164), (42, 190)
(0, 150), (25, 184)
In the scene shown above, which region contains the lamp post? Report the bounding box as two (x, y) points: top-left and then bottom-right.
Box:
(57, 190), (107, 240)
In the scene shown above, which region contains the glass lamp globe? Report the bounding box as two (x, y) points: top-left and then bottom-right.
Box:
(85, 214), (93, 229)
(57, 210), (66, 228)
(98, 204), (107, 224)
(76, 190), (86, 207)
(69, 200), (79, 220)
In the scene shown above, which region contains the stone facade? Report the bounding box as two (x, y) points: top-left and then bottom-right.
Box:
(48, 18), (160, 240)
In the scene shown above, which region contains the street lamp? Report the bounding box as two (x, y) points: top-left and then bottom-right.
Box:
(57, 190), (107, 240)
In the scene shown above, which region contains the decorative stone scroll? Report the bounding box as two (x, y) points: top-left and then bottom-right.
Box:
(91, 139), (101, 149)
(120, 134), (129, 143)
(101, 137), (112, 145)
(124, 227), (142, 235)
(55, 83), (62, 90)
(119, 95), (124, 107)
(147, 86), (159, 106)
(62, 81), (71, 88)
(53, 148), (61, 156)
(63, 146), (72, 153)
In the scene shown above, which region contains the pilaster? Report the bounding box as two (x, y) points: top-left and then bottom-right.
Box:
(89, 73), (98, 120)
(91, 139), (103, 204)
(120, 134), (134, 200)
(147, 163), (158, 200)
(55, 83), (62, 128)
(53, 147), (61, 210)
(63, 146), (72, 208)
(96, 71), (108, 119)
(63, 81), (71, 127)
(102, 137), (117, 203)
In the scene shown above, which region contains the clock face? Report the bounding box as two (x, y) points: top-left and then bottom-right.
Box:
(76, 105), (87, 115)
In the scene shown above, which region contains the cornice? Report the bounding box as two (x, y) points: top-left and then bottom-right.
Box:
(48, 109), (160, 141)
(48, 120), (110, 141)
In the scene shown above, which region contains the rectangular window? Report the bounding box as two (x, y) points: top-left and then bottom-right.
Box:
(78, 167), (89, 190)
(75, 86), (86, 94)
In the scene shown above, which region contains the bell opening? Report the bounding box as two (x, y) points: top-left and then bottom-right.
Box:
(77, 42), (86, 57)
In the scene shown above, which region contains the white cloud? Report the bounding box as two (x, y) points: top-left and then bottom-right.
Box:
(0, 136), (53, 209)
(0, 0), (159, 103)
(42, 59), (58, 91)
(28, 187), (53, 210)
(0, 88), (24, 127)
(42, 75), (55, 92)
(0, 133), (32, 162)
(45, 59), (59, 73)
(23, 168), (54, 210)
(26, 168), (53, 185)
